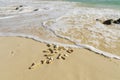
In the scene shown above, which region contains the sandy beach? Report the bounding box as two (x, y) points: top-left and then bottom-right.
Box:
(0, 0), (120, 80)
(0, 37), (120, 80)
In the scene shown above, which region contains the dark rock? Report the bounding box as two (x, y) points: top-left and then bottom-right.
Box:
(117, 18), (120, 22)
(15, 7), (19, 10)
(34, 9), (39, 11)
(19, 5), (23, 7)
(96, 19), (99, 21)
(113, 18), (120, 24)
(103, 19), (113, 25)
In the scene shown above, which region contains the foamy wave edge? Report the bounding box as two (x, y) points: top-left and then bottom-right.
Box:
(42, 19), (120, 60)
(0, 32), (120, 60)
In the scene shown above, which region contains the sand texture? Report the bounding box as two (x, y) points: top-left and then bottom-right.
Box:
(0, 37), (120, 80)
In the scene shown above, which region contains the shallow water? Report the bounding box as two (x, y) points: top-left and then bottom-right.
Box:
(0, 1), (120, 59)
(67, 0), (120, 9)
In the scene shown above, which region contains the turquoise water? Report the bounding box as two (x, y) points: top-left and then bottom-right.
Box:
(67, 0), (120, 9)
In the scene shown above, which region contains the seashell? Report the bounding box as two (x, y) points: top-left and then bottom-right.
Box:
(46, 56), (51, 59)
(30, 63), (41, 69)
(46, 60), (52, 64)
(48, 48), (53, 53)
(31, 63), (35, 67)
(46, 44), (51, 47)
(66, 49), (73, 53)
(54, 51), (58, 54)
(41, 60), (45, 64)
(44, 54), (54, 57)
(58, 47), (66, 51)
(28, 67), (31, 70)
(61, 56), (66, 60)
(46, 56), (53, 60)
(53, 45), (57, 49)
(50, 57), (54, 61)
(57, 54), (61, 59)
(28, 62), (35, 70)
(64, 54), (68, 57)
(61, 47), (66, 50)
(43, 50), (49, 53)
(70, 49), (73, 52)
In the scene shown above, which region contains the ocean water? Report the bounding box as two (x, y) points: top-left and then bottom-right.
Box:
(67, 0), (120, 9)
(0, 1), (120, 59)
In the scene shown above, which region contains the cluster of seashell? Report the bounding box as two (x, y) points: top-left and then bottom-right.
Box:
(40, 44), (74, 64)
(28, 44), (74, 70)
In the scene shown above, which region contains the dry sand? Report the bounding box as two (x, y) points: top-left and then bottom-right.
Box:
(0, 37), (120, 80)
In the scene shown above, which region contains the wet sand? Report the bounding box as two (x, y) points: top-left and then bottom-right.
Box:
(0, 37), (120, 80)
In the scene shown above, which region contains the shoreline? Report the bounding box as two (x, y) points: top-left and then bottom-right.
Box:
(1, 32), (120, 60)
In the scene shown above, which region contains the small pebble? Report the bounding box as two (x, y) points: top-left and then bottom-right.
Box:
(15, 7), (19, 10)
(19, 5), (23, 7)
(34, 9), (39, 11)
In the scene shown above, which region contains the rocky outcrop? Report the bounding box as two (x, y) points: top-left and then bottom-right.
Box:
(113, 18), (120, 24)
(103, 19), (113, 25)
